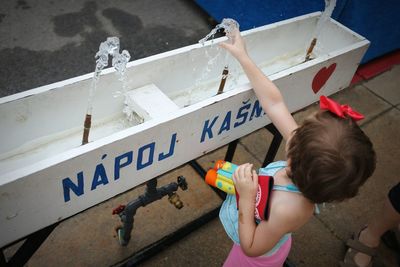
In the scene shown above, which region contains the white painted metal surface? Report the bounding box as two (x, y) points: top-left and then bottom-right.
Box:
(125, 84), (180, 122)
(0, 12), (369, 247)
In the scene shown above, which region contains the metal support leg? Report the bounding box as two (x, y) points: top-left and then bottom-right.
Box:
(1, 223), (58, 267)
(119, 206), (220, 267)
(0, 251), (6, 267)
(263, 124), (283, 166)
(224, 139), (239, 163)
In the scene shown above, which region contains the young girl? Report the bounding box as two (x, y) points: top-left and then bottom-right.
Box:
(218, 28), (376, 266)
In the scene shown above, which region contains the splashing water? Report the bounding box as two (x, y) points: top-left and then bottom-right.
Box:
(305, 0), (336, 61)
(113, 50), (131, 81)
(315, 0), (336, 38)
(199, 18), (240, 45)
(114, 50), (137, 125)
(82, 37), (130, 144)
(185, 18), (240, 104)
(86, 37), (131, 116)
(186, 47), (220, 106)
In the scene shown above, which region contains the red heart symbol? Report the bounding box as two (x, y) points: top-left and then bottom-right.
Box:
(312, 63), (337, 94)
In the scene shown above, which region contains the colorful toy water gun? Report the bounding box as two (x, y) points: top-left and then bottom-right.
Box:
(205, 160), (274, 220)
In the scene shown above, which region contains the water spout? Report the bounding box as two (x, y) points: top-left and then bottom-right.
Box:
(198, 18), (240, 95)
(217, 66), (229, 95)
(305, 38), (317, 61)
(82, 37), (130, 145)
(305, 0), (336, 61)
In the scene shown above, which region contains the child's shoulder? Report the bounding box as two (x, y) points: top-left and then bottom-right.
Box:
(269, 189), (314, 230)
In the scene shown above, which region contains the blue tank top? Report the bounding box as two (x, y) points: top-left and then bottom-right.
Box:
(219, 161), (301, 256)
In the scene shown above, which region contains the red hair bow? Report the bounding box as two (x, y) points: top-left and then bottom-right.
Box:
(319, 95), (364, 121)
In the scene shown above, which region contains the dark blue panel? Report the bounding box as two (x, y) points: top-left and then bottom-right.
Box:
(195, 0), (400, 62)
(195, 0), (346, 29)
(336, 0), (400, 62)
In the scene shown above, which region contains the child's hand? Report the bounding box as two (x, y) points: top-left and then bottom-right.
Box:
(219, 28), (248, 60)
(232, 163), (258, 201)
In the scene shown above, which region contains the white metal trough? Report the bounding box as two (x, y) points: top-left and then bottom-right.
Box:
(0, 12), (369, 247)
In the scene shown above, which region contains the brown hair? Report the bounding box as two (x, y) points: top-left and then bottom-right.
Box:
(286, 110), (376, 203)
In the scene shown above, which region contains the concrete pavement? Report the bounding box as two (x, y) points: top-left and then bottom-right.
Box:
(1, 0), (399, 266)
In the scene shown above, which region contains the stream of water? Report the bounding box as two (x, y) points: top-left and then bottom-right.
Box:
(83, 37), (130, 144)
(305, 0), (337, 60)
(86, 37), (131, 116)
(181, 18), (241, 106)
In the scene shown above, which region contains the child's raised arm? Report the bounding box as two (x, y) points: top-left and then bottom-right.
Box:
(220, 29), (298, 140)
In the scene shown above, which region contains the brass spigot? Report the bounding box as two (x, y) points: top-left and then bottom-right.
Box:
(305, 38), (317, 62)
(168, 193), (183, 209)
(82, 114), (92, 145)
(217, 66), (229, 95)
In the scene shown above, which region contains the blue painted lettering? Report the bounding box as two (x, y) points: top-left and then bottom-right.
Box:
(91, 160), (109, 190)
(218, 111), (231, 134)
(249, 100), (264, 121)
(137, 142), (155, 170)
(114, 151), (133, 180)
(234, 101), (251, 128)
(200, 98), (266, 143)
(62, 171), (84, 202)
(200, 116), (219, 143)
(158, 133), (177, 161)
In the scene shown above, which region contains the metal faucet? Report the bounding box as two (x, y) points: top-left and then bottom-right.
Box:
(113, 176), (188, 246)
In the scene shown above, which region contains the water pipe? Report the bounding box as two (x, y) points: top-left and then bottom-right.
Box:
(305, 37), (317, 62)
(81, 114), (91, 145)
(113, 176), (188, 246)
(217, 65), (229, 94)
